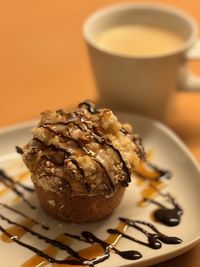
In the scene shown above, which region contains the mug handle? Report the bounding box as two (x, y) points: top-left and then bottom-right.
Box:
(178, 39), (200, 91)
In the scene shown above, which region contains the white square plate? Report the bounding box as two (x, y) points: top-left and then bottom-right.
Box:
(0, 112), (199, 267)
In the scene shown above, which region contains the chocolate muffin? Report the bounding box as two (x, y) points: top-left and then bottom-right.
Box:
(21, 101), (145, 223)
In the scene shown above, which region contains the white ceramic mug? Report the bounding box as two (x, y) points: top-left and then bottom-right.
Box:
(83, 3), (200, 120)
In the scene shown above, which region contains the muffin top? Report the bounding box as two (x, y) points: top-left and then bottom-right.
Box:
(21, 101), (145, 197)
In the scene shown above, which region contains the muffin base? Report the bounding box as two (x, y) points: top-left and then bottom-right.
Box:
(33, 181), (125, 223)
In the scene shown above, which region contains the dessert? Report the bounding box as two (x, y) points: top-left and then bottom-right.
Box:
(21, 101), (145, 223)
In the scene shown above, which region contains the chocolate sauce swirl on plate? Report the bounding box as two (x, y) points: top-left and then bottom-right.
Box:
(0, 212), (181, 266)
(109, 218), (182, 247)
(145, 192), (183, 226)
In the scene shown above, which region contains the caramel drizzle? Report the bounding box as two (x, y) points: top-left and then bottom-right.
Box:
(0, 171), (28, 197)
(21, 223), (127, 267)
(0, 224), (84, 265)
(0, 161), (183, 266)
(22, 234), (73, 267)
(0, 214), (182, 267)
(108, 218), (182, 248)
(63, 229), (142, 265)
(135, 162), (172, 181)
(0, 215), (132, 266)
(0, 170), (34, 193)
(1, 219), (34, 243)
(134, 162), (172, 206)
(0, 169), (35, 209)
(134, 162), (183, 226)
(0, 213), (88, 265)
(0, 203), (49, 230)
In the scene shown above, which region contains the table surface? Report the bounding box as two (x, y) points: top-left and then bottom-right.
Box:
(0, 1), (200, 266)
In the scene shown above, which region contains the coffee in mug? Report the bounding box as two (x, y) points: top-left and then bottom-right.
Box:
(96, 24), (184, 56)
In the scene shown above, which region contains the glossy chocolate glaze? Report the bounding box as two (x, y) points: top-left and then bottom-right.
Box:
(145, 192), (183, 226)
(111, 218), (182, 246)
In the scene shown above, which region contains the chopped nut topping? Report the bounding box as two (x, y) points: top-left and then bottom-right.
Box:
(22, 101), (145, 196)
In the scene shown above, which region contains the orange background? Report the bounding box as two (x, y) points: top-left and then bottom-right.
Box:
(0, 0), (199, 125)
(0, 1), (200, 266)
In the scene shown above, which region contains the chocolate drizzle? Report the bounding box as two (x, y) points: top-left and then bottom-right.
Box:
(65, 230), (142, 263)
(132, 134), (146, 160)
(73, 112), (131, 187)
(0, 224), (86, 265)
(38, 126), (114, 194)
(108, 218), (182, 248)
(1, 102), (184, 265)
(41, 122), (116, 193)
(0, 161), (183, 266)
(121, 129), (146, 161)
(40, 106), (132, 192)
(145, 192), (183, 226)
(73, 114), (130, 185)
(134, 161), (183, 226)
(0, 170), (35, 209)
(0, 213), (91, 265)
(78, 100), (99, 114)
(0, 170), (34, 193)
(90, 128), (131, 185)
(0, 203), (49, 230)
(15, 146), (24, 155)
(0, 213), (181, 266)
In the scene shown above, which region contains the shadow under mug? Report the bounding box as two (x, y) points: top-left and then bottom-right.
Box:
(83, 3), (200, 120)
